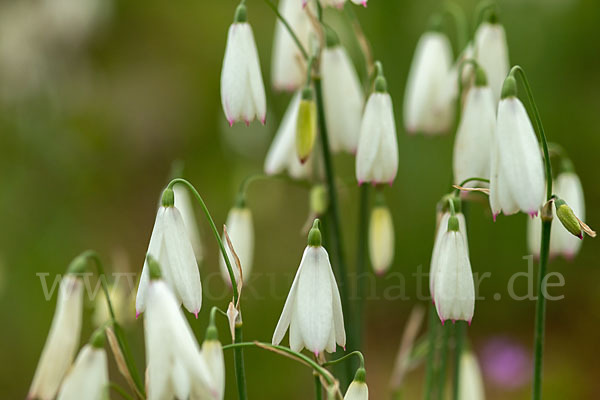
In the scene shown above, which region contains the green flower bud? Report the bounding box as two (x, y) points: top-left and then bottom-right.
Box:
(474, 65), (488, 87)
(353, 367), (366, 383)
(161, 188), (175, 207)
(234, 3), (247, 23)
(296, 88), (317, 164)
(447, 215), (460, 232)
(501, 75), (517, 99)
(90, 328), (106, 349)
(146, 255), (162, 280)
(555, 198), (583, 239)
(307, 219), (322, 247)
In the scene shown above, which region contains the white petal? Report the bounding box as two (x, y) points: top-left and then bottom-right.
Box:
(403, 32), (454, 135)
(458, 351), (485, 400)
(57, 345), (108, 400)
(327, 249), (346, 350)
(453, 86), (495, 186)
(29, 277), (83, 400)
(369, 206), (395, 274)
(475, 22), (509, 104)
(136, 207), (165, 315)
(202, 340), (225, 400)
(430, 212), (450, 296)
(174, 184), (204, 261)
(162, 206), (203, 315)
(344, 380), (369, 400)
(294, 246), (333, 354)
(321, 45), (364, 153)
(219, 207), (254, 285)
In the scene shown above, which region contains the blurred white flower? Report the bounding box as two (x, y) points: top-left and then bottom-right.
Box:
(318, 0), (346, 8)
(403, 29), (454, 135)
(356, 77), (398, 185)
(264, 91), (313, 179)
(321, 43), (364, 153)
(201, 335), (225, 400)
(92, 283), (134, 328)
(474, 16), (510, 104)
(369, 204), (395, 275)
(144, 279), (218, 400)
(458, 351), (486, 400)
(136, 190), (202, 317)
(344, 368), (368, 400)
(56, 344), (109, 400)
(430, 211), (468, 296)
(221, 6), (266, 126)
(28, 276), (83, 400)
(273, 221), (345, 355)
(271, 0), (312, 91)
(220, 206), (254, 285)
(433, 215), (474, 324)
(453, 69), (495, 186)
(489, 77), (545, 219)
(174, 183), (204, 262)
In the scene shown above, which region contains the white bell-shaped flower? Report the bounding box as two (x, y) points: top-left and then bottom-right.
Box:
(174, 183), (204, 262)
(453, 67), (495, 187)
(430, 210), (468, 297)
(264, 91), (313, 179)
(320, 31), (364, 153)
(57, 337), (109, 400)
(220, 5), (266, 126)
(489, 76), (545, 219)
(219, 206), (254, 285)
(433, 214), (475, 324)
(201, 325), (226, 400)
(28, 275), (83, 400)
(356, 69), (398, 185)
(144, 258), (218, 400)
(369, 202), (394, 275)
(458, 351), (486, 400)
(272, 220), (346, 355)
(344, 368), (369, 400)
(271, 0), (312, 91)
(403, 26), (454, 135)
(528, 171), (585, 259)
(136, 188), (202, 317)
(474, 13), (509, 104)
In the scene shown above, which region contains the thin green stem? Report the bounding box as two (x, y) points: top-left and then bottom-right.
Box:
(436, 324), (451, 400)
(166, 178), (246, 400)
(262, 0), (309, 60)
(356, 185), (369, 351)
(314, 77), (355, 386)
(322, 351), (365, 369)
(424, 304), (438, 400)
(452, 322), (466, 400)
(442, 1), (468, 52)
(167, 178), (239, 305)
(110, 382), (135, 400)
(458, 177), (489, 188)
(315, 374), (323, 400)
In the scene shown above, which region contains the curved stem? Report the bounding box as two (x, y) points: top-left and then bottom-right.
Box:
(456, 58), (480, 98)
(322, 351), (365, 369)
(458, 177), (489, 188)
(167, 178), (239, 305)
(262, 0), (309, 60)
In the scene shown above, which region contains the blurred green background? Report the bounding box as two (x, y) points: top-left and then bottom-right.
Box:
(2, 0), (599, 398)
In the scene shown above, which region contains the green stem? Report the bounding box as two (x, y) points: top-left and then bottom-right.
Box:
(80, 251), (145, 398)
(315, 374), (323, 400)
(424, 304), (438, 400)
(166, 178), (246, 400)
(509, 65), (554, 400)
(452, 322), (466, 400)
(443, 1), (468, 51)
(262, 0), (309, 60)
(314, 76), (355, 385)
(472, 0), (497, 32)
(322, 350), (365, 369)
(436, 325), (451, 400)
(356, 185), (369, 351)
(110, 382), (135, 400)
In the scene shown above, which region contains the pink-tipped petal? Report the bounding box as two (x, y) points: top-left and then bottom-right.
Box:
(452, 319), (456, 324)
(493, 212), (499, 222)
(260, 116), (266, 125)
(136, 311), (140, 319)
(362, 0), (367, 7)
(228, 119), (234, 127)
(468, 319), (472, 326)
(194, 311), (199, 319)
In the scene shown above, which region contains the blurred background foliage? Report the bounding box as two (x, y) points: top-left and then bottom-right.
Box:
(1, 0), (599, 398)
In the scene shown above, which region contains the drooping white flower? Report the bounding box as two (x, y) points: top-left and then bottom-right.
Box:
(430, 211), (468, 297)
(219, 206), (254, 285)
(264, 91), (312, 179)
(458, 351), (486, 400)
(28, 276), (83, 400)
(144, 264), (217, 400)
(174, 183), (204, 262)
(369, 203), (394, 275)
(320, 38), (364, 153)
(356, 70), (398, 185)
(445, 43), (475, 105)
(93, 282), (134, 328)
(220, 5), (266, 126)
(136, 188), (202, 317)
(403, 28), (454, 135)
(344, 368), (369, 400)
(528, 172), (585, 259)
(56, 343), (109, 400)
(272, 220), (345, 355)
(433, 214), (475, 324)
(201, 327), (226, 400)
(453, 68), (495, 187)
(489, 77), (545, 219)
(271, 0), (312, 91)
(474, 14), (509, 104)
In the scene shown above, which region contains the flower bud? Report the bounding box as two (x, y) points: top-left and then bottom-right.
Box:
(344, 368), (368, 400)
(554, 198), (583, 239)
(296, 87), (317, 163)
(368, 204), (395, 275)
(310, 185), (329, 216)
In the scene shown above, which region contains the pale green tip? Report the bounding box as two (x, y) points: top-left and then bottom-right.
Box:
(474, 66), (488, 87)
(67, 255), (88, 275)
(307, 219), (322, 247)
(205, 325), (219, 341)
(301, 86), (313, 101)
(501, 76), (517, 99)
(147, 255), (162, 280)
(353, 367), (366, 383)
(324, 26), (340, 48)
(90, 328), (106, 349)
(161, 188), (175, 207)
(447, 215), (460, 232)
(234, 4), (247, 23)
